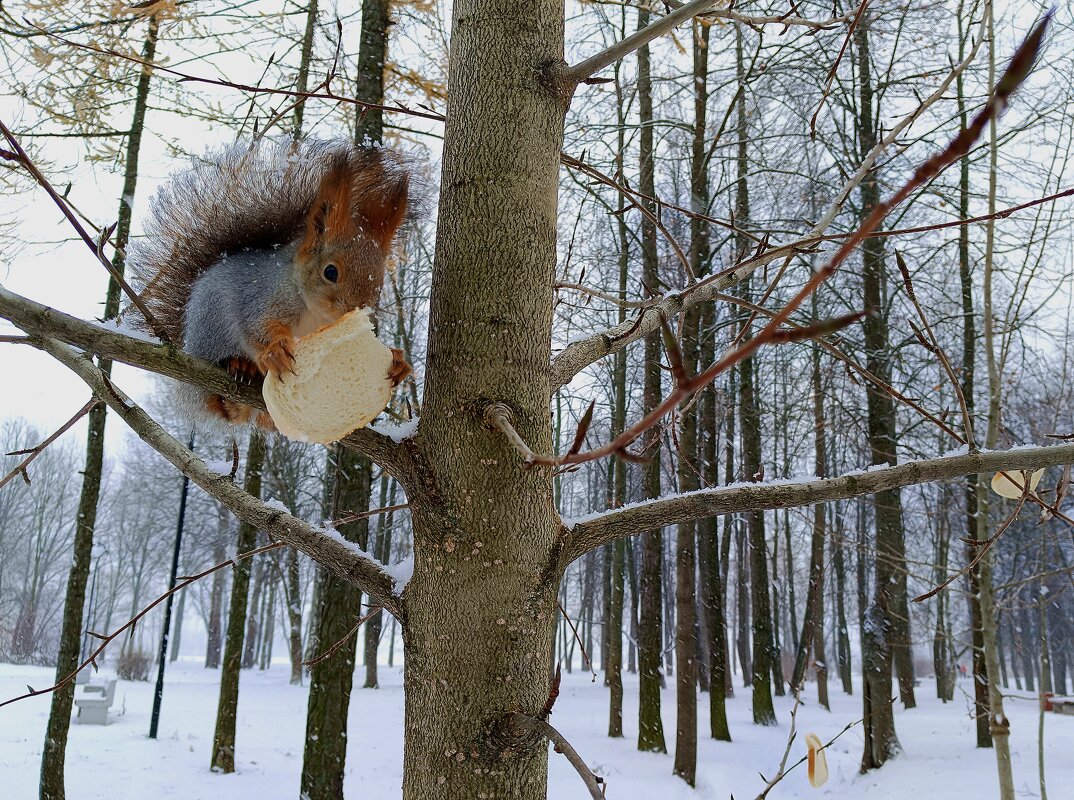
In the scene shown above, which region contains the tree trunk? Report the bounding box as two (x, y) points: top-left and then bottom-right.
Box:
(211, 432), (267, 773)
(605, 53), (629, 734)
(635, 1), (667, 755)
(241, 559), (265, 669)
(734, 23), (775, 725)
(974, 9), (1016, 795)
(833, 510), (853, 694)
(170, 585), (186, 662)
(396, 0), (565, 792)
(364, 475), (396, 689)
(792, 339), (829, 710)
(40, 18), (159, 799)
(286, 548), (303, 684)
(955, 14), (991, 743)
(300, 445), (372, 799)
(205, 541), (226, 669)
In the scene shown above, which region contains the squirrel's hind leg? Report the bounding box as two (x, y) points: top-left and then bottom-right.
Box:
(205, 394), (276, 432)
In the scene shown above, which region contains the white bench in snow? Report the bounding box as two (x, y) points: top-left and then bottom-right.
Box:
(74, 679), (116, 724)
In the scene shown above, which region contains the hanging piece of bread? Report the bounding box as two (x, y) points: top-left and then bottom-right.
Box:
(805, 732), (828, 788)
(990, 468), (1044, 499)
(262, 307), (393, 444)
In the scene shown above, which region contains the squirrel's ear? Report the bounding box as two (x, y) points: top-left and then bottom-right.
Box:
(353, 158), (409, 251)
(303, 162), (358, 250)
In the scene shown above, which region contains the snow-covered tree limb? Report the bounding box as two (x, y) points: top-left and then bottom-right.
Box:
(0, 283), (407, 473)
(33, 332), (406, 618)
(560, 443), (1074, 567)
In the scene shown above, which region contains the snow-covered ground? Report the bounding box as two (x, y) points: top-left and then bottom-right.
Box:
(1, 659), (1070, 798)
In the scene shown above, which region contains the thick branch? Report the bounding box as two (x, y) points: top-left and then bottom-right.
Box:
(32, 334), (406, 615)
(561, 443), (1074, 566)
(0, 284), (405, 472)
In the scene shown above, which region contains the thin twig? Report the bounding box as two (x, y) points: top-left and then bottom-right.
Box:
(0, 118), (170, 342)
(0, 399), (97, 489)
(508, 713), (605, 800)
(303, 606), (383, 667)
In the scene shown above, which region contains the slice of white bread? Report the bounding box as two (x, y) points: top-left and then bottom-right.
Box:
(263, 307), (393, 444)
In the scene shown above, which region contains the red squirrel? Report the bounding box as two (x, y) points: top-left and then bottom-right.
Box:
(131, 140), (411, 430)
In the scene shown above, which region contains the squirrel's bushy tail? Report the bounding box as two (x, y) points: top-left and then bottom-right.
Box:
(129, 139), (406, 344)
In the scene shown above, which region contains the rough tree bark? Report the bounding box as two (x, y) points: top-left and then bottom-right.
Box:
(734, 21), (776, 727)
(858, 9), (906, 771)
(394, 0), (566, 792)
(39, 17), (159, 800)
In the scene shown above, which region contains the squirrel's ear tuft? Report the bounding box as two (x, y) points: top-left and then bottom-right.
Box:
(303, 161), (357, 251)
(353, 156), (409, 251)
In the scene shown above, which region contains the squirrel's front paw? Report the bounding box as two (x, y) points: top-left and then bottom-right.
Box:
(388, 348), (412, 386)
(255, 322), (297, 380)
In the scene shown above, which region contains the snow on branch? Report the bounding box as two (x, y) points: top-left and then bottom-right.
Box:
(0, 283), (407, 474)
(560, 442), (1074, 567)
(35, 333), (406, 618)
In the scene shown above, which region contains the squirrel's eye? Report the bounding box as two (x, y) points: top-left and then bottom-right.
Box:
(323, 264), (339, 283)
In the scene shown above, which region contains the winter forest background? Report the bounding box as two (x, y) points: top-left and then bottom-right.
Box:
(1, 0), (1073, 798)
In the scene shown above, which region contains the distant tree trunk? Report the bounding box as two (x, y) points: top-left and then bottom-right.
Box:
(698, 257), (730, 739)
(734, 22), (775, 726)
(242, 558), (266, 669)
(211, 432), (267, 773)
(40, 18), (159, 800)
(285, 548), (303, 684)
(770, 531), (785, 697)
(170, 586), (186, 662)
(364, 474), (396, 689)
(792, 338), (829, 710)
(858, 10), (906, 770)
(955, 19), (991, 744)
(832, 509), (853, 694)
(974, 13), (1015, 796)
(735, 522), (751, 687)
(604, 50), (629, 734)
(932, 488), (954, 702)
(636, 2), (666, 755)
(300, 446), (372, 799)
(627, 540), (639, 674)
(259, 562), (278, 670)
(206, 541), (227, 669)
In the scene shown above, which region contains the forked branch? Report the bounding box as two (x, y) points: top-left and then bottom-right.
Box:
(35, 334), (405, 617)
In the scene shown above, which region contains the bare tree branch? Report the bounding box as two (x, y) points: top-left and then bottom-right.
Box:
(551, 6), (992, 391)
(560, 442), (1074, 566)
(0, 284), (407, 473)
(0, 399), (97, 489)
(567, 0), (850, 85)
(34, 333), (406, 617)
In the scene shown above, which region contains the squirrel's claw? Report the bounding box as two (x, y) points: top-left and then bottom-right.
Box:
(255, 324), (297, 381)
(224, 356), (262, 385)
